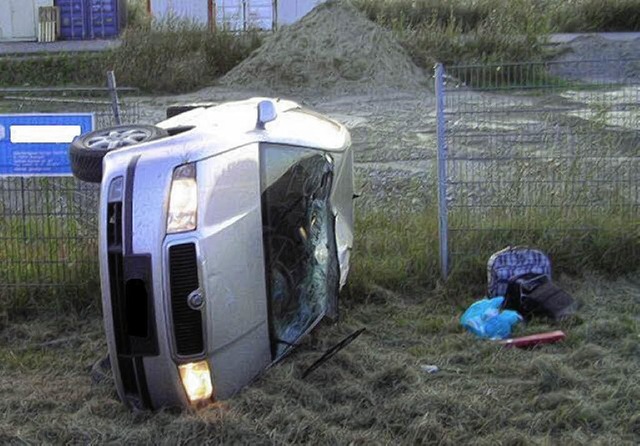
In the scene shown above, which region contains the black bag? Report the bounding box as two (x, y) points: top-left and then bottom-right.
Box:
(504, 273), (577, 321)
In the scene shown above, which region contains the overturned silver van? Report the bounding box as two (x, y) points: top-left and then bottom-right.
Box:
(69, 98), (354, 409)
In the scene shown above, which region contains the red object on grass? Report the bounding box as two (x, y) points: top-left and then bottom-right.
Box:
(499, 330), (566, 348)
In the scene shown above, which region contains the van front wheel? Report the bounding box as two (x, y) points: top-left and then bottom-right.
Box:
(69, 125), (168, 183)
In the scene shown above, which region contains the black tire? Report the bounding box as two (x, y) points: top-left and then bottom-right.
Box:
(69, 124), (168, 183)
(166, 103), (215, 119)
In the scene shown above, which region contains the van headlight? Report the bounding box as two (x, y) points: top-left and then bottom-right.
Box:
(167, 163), (198, 234)
(179, 361), (213, 403)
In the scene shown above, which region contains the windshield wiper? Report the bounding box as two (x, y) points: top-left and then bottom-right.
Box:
(301, 328), (366, 379)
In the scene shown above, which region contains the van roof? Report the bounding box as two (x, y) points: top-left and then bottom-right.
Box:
(156, 97), (350, 154)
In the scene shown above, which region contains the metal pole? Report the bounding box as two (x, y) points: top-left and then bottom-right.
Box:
(435, 63), (449, 280)
(272, 0), (277, 31)
(20, 177), (27, 240)
(242, 0), (248, 31)
(208, 0), (216, 31)
(106, 71), (122, 126)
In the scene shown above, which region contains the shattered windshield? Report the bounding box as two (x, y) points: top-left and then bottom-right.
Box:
(260, 145), (339, 359)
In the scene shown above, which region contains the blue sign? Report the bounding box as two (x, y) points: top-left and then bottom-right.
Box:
(0, 113), (94, 176)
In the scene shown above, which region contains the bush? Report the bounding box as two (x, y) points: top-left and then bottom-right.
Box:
(125, 0), (152, 29)
(549, 0), (640, 32)
(355, 0), (640, 34)
(109, 18), (262, 93)
(0, 53), (107, 86)
(354, 0), (553, 68)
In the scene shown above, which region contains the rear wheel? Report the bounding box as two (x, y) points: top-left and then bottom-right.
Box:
(69, 125), (168, 183)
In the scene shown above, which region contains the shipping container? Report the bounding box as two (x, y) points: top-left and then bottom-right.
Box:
(56, 0), (85, 39)
(88, 0), (122, 38)
(216, 0), (272, 31)
(147, 0), (326, 31)
(0, 0), (54, 42)
(55, 0), (125, 40)
(149, 0), (212, 26)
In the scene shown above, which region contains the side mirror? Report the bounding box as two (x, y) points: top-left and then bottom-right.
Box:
(256, 100), (277, 129)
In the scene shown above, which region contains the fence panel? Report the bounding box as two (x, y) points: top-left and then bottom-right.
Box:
(0, 87), (139, 313)
(437, 60), (640, 279)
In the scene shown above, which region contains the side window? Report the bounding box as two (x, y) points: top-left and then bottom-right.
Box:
(260, 145), (339, 359)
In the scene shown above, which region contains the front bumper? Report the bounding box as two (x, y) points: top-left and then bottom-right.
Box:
(99, 143), (272, 409)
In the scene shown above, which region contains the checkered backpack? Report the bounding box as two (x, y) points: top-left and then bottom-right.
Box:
(487, 246), (552, 298)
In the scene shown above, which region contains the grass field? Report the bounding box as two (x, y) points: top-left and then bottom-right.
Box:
(1, 199), (638, 443)
(1, 272), (638, 444)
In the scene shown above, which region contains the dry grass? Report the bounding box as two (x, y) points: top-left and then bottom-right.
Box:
(355, 0), (640, 34)
(111, 20), (262, 93)
(354, 0), (553, 67)
(1, 274), (638, 444)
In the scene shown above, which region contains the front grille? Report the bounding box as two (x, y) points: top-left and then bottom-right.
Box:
(169, 243), (204, 356)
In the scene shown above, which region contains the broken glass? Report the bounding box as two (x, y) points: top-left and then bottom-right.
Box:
(260, 145), (339, 359)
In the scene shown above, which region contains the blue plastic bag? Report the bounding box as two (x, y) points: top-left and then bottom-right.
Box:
(460, 297), (522, 340)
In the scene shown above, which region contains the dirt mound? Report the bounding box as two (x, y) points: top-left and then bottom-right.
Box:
(549, 35), (640, 84)
(221, 0), (427, 94)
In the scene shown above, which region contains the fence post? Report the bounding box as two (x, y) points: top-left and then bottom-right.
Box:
(242, 0), (248, 31)
(272, 0), (278, 30)
(435, 63), (449, 280)
(106, 71), (121, 126)
(19, 177), (27, 239)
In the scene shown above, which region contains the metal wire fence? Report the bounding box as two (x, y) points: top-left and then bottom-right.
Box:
(0, 85), (140, 314)
(0, 86), (140, 128)
(2, 61), (639, 309)
(436, 59), (640, 278)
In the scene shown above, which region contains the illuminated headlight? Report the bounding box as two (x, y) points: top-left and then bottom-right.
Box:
(179, 361), (214, 403)
(167, 164), (198, 234)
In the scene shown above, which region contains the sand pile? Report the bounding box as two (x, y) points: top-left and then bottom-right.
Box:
(549, 35), (640, 84)
(221, 0), (427, 93)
